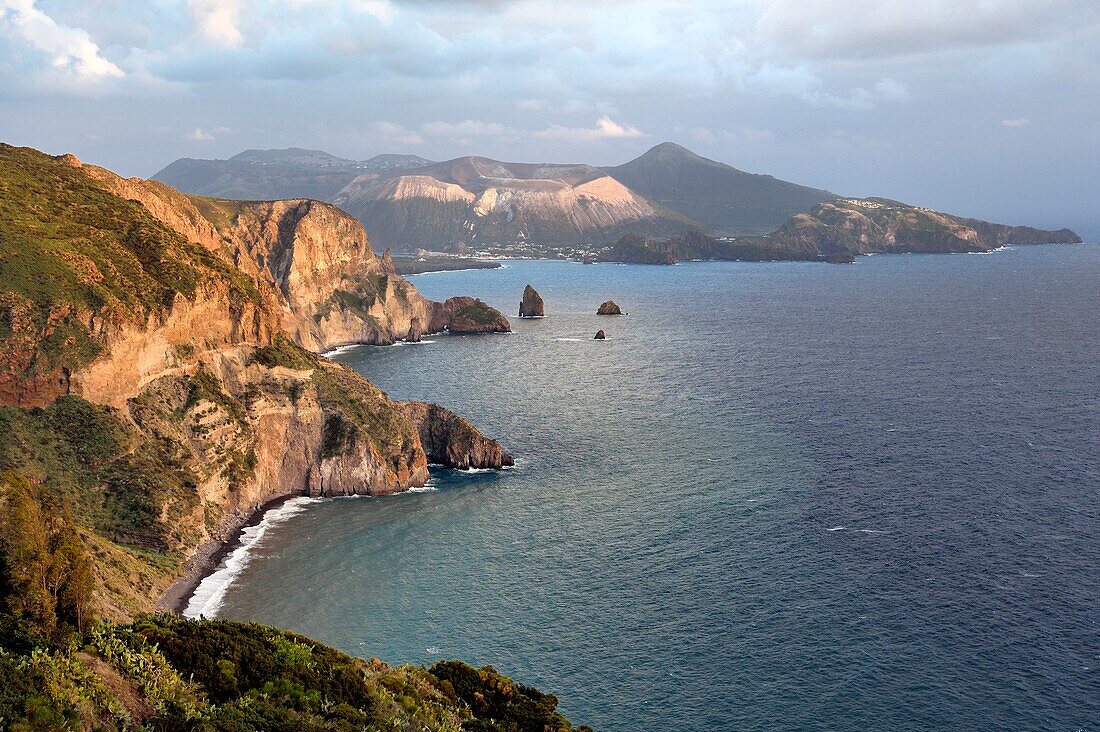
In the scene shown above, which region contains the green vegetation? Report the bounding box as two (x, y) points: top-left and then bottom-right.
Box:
(0, 397), (199, 552)
(313, 275), (391, 325)
(0, 614), (588, 731)
(453, 301), (505, 327)
(254, 336), (418, 461)
(0, 474), (95, 638)
(0, 144), (259, 381)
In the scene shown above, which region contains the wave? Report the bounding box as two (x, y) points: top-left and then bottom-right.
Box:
(183, 496), (322, 619)
(322, 344), (363, 358)
(406, 478), (439, 493)
(826, 526), (847, 532)
(555, 337), (581, 342)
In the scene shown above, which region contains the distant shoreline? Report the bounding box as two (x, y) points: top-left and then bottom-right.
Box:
(392, 256), (502, 276)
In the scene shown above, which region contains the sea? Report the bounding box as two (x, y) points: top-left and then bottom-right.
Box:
(188, 245), (1099, 731)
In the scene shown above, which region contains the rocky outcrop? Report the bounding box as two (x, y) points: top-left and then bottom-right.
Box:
(431, 297), (511, 334)
(406, 317), (424, 342)
(597, 301), (623, 315)
(399, 402), (515, 470)
(519, 285), (545, 317)
(594, 330), (606, 340)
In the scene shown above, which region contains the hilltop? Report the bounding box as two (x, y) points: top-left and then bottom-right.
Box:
(604, 142), (836, 235)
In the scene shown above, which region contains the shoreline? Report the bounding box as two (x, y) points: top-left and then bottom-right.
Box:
(156, 494), (301, 615)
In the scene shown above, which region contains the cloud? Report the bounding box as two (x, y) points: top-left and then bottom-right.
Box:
(374, 121), (424, 145)
(756, 0), (1096, 60)
(804, 78), (911, 109)
(1002, 117), (1031, 127)
(0, 0), (124, 79)
(188, 0), (245, 48)
(420, 119), (510, 138)
(535, 116), (644, 142)
(185, 127), (215, 140)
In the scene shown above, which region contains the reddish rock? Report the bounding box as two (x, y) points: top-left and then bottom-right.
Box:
(594, 330), (606, 340)
(399, 401), (515, 470)
(430, 297), (511, 334)
(597, 300), (622, 315)
(406, 316), (423, 342)
(519, 284), (544, 317)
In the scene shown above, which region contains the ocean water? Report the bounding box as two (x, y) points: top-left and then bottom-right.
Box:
(209, 246), (1099, 731)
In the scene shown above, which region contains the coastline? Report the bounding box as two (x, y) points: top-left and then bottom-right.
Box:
(156, 494), (301, 615)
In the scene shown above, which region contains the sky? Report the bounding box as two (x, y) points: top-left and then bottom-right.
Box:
(1, 0), (1098, 232)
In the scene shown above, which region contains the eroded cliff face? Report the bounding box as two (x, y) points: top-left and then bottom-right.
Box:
(400, 401), (515, 470)
(0, 145), (513, 618)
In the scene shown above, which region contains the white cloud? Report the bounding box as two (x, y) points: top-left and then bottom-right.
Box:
(1002, 117), (1032, 127)
(374, 121), (423, 145)
(420, 120), (510, 138)
(185, 127), (215, 140)
(804, 78), (911, 110)
(0, 0), (124, 79)
(535, 116), (644, 142)
(188, 0), (245, 48)
(756, 0), (1092, 60)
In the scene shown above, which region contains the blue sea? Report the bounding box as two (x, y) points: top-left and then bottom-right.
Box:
(204, 246), (1099, 730)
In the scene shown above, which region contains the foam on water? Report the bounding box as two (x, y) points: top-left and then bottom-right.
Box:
(323, 344), (363, 358)
(183, 496), (323, 619)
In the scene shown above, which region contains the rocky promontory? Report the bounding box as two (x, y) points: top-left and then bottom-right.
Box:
(400, 401), (516, 470)
(597, 234), (677, 264)
(432, 296), (511, 333)
(519, 284), (545, 317)
(0, 143), (514, 619)
(597, 300), (623, 315)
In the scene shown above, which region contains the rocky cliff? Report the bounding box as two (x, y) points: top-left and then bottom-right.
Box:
(0, 144), (512, 618)
(400, 402), (515, 470)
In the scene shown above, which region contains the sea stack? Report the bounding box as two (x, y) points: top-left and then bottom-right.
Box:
(519, 284), (545, 317)
(597, 300), (623, 315)
(406, 316), (423, 342)
(594, 330), (606, 340)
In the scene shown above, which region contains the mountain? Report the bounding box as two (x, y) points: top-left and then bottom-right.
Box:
(331, 155), (701, 251)
(155, 143), (1078, 257)
(596, 197), (1081, 264)
(153, 147), (434, 201)
(604, 142), (836, 235)
(0, 143), (512, 628)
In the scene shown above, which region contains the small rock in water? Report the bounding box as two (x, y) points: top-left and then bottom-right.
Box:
(597, 300), (623, 315)
(519, 284), (545, 317)
(594, 330), (606, 340)
(406, 316), (423, 342)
